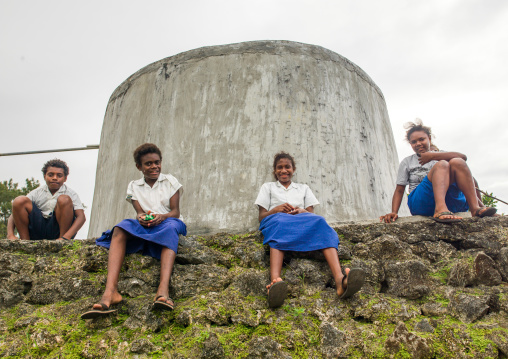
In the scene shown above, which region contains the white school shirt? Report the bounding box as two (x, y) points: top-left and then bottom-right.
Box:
(254, 181), (320, 211)
(26, 184), (84, 218)
(126, 173), (183, 219)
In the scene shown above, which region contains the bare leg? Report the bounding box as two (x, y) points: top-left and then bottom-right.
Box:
(427, 160), (459, 219)
(474, 178), (484, 207)
(267, 247), (285, 291)
(11, 196), (32, 240)
(448, 159), (482, 216)
(53, 195), (74, 238)
(94, 227), (127, 309)
(154, 247), (176, 306)
(321, 248), (349, 297)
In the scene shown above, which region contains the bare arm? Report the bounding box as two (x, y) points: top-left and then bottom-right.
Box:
(162, 191), (181, 219)
(419, 151), (467, 165)
(6, 215), (18, 240)
(62, 209), (86, 239)
(380, 185), (406, 223)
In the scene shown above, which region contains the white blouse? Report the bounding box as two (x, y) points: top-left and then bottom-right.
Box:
(255, 181), (319, 211)
(126, 173), (183, 219)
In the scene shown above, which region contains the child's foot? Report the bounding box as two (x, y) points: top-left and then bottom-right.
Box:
(153, 295), (174, 311)
(336, 268), (350, 297)
(81, 290), (122, 319)
(432, 211), (462, 223)
(266, 277), (283, 292)
(473, 207), (497, 218)
(267, 279), (287, 308)
(337, 268), (366, 299)
(93, 290), (123, 310)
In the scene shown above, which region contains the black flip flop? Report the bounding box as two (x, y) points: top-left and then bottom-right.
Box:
(267, 280), (287, 308)
(80, 302), (117, 319)
(153, 295), (174, 311)
(476, 207), (497, 218)
(339, 268), (366, 299)
(431, 211), (462, 223)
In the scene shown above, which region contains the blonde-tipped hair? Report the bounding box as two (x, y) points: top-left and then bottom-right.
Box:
(404, 118), (433, 143)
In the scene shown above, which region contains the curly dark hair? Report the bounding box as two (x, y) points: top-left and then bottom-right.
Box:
(272, 152), (296, 180)
(42, 159), (69, 177)
(404, 118), (433, 142)
(133, 143), (162, 166)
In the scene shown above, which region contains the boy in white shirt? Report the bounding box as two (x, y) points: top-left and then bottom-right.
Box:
(7, 159), (85, 240)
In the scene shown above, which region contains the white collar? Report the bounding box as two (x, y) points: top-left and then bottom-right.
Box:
(276, 181), (298, 190)
(133, 174), (168, 186)
(41, 183), (66, 195)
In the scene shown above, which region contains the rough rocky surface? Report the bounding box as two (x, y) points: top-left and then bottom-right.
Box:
(0, 216), (507, 358)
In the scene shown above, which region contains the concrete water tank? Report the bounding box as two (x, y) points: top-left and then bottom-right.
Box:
(89, 40), (406, 237)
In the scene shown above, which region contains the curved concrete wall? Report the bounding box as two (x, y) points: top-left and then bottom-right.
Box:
(89, 40), (407, 237)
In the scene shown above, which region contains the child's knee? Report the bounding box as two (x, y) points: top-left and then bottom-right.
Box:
(56, 195), (73, 207)
(111, 227), (128, 239)
(449, 158), (467, 168)
(12, 196), (31, 209)
(435, 160), (450, 169)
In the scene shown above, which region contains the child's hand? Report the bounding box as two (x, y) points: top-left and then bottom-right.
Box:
(418, 152), (433, 165)
(138, 213), (152, 227)
(273, 203), (295, 214)
(288, 207), (307, 215)
(148, 213), (164, 227)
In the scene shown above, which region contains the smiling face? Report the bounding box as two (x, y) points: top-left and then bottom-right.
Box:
(44, 166), (67, 194)
(137, 152), (161, 185)
(409, 130), (431, 155)
(274, 158), (295, 186)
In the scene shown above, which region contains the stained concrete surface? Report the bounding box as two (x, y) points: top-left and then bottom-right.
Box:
(89, 40), (408, 236)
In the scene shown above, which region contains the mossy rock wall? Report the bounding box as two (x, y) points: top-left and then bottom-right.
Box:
(1, 216), (508, 358)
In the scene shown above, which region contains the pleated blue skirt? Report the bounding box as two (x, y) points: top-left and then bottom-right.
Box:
(96, 218), (187, 260)
(259, 212), (339, 251)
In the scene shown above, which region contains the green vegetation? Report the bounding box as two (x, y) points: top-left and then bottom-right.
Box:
(0, 178), (39, 238)
(481, 191), (498, 208)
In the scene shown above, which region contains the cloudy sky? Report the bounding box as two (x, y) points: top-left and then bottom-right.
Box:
(1, 0), (507, 237)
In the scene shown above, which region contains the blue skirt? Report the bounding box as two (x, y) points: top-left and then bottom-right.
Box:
(96, 218), (187, 260)
(259, 212), (339, 251)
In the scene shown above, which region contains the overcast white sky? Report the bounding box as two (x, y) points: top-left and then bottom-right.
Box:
(1, 0), (507, 238)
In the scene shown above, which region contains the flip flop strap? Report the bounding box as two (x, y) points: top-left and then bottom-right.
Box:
(155, 295), (173, 304)
(436, 211), (454, 218)
(99, 302), (110, 311)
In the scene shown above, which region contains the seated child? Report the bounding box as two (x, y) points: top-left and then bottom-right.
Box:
(380, 120), (496, 224)
(7, 159), (85, 240)
(255, 152), (365, 308)
(81, 143), (186, 319)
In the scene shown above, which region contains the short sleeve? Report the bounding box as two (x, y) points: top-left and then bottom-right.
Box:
(26, 188), (36, 201)
(126, 180), (136, 203)
(67, 187), (85, 210)
(396, 159), (409, 187)
(69, 191), (84, 211)
(254, 183), (271, 211)
(303, 185), (320, 209)
(167, 175), (183, 199)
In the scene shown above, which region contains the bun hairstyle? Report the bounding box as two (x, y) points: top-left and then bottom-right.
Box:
(404, 118), (434, 144)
